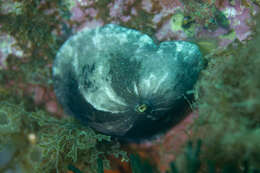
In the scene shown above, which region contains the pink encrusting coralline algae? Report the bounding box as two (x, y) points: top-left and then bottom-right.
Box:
(68, 0), (257, 48)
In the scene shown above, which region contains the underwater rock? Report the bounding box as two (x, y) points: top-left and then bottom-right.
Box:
(53, 24), (203, 142)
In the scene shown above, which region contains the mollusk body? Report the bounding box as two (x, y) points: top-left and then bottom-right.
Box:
(53, 24), (203, 141)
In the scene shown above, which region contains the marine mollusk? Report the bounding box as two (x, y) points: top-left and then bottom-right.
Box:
(53, 24), (203, 141)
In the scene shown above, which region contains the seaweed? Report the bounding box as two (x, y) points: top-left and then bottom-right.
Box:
(189, 13), (260, 172)
(0, 99), (128, 173)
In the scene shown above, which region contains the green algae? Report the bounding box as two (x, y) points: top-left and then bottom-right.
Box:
(188, 14), (260, 171)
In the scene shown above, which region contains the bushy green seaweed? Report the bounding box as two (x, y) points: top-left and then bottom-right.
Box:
(31, 111), (128, 173)
(189, 13), (260, 172)
(0, 99), (128, 173)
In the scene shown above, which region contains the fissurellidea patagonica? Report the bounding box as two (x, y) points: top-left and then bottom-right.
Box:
(53, 24), (203, 142)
